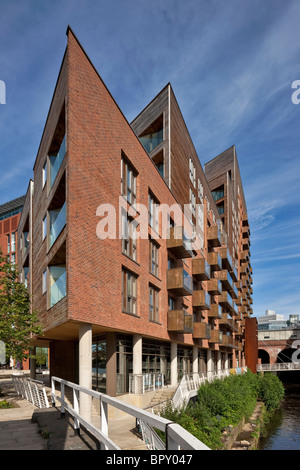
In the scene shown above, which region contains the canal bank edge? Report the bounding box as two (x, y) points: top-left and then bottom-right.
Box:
(221, 401), (268, 450)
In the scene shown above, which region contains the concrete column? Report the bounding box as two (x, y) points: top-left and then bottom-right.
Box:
(207, 349), (213, 379)
(217, 351), (222, 377)
(106, 333), (116, 396)
(192, 346), (198, 375)
(133, 334), (142, 375)
(133, 335), (142, 394)
(79, 323), (92, 423)
(225, 353), (229, 371)
(170, 342), (177, 387)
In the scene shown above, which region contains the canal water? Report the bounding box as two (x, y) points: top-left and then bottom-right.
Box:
(259, 381), (300, 450)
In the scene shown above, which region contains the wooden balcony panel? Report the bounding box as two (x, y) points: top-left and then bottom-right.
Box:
(207, 225), (222, 248)
(167, 268), (192, 296)
(208, 303), (222, 319)
(193, 322), (211, 340)
(208, 329), (221, 343)
(192, 258), (211, 281)
(219, 247), (233, 271)
(167, 226), (193, 259)
(168, 310), (193, 333)
(206, 279), (222, 296)
(219, 292), (234, 314)
(207, 251), (222, 271)
(217, 270), (233, 292)
(229, 265), (238, 282)
(192, 290), (211, 310)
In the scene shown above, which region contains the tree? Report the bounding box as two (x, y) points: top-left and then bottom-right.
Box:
(0, 251), (42, 363)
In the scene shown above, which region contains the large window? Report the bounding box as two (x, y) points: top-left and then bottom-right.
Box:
(212, 185), (224, 202)
(149, 239), (159, 277)
(121, 156), (137, 206)
(122, 269), (137, 315)
(149, 285), (160, 323)
(121, 210), (137, 261)
(148, 192), (159, 233)
(139, 115), (163, 154)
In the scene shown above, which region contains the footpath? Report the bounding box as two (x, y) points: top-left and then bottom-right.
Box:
(0, 378), (147, 451)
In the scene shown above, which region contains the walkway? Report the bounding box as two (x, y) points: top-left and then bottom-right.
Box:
(0, 378), (147, 450)
(0, 379), (46, 450)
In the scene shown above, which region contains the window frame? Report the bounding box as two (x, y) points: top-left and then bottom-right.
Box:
(149, 284), (160, 323)
(122, 268), (138, 316)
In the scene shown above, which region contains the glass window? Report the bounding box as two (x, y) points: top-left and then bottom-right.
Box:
(212, 186), (224, 202)
(149, 285), (160, 323)
(121, 210), (137, 261)
(7, 234), (10, 254)
(122, 269), (137, 315)
(149, 239), (159, 277)
(149, 192), (159, 233)
(121, 156), (137, 206)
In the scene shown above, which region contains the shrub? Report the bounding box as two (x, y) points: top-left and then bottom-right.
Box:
(159, 370), (284, 449)
(257, 373), (285, 411)
(0, 400), (13, 409)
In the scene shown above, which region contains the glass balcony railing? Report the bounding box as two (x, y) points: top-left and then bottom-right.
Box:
(140, 128), (163, 154)
(50, 135), (66, 187)
(50, 266), (66, 307)
(49, 202), (66, 248)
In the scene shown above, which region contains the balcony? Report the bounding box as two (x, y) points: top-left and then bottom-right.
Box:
(207, 225), (222, 247)
(220, 334), (234, 348)
(229, 264), (238, 282)
(219, 247), (232, 270)
(208, 329), (221, 344)
(50, 135), (66, 187)
(192, 258), (210, 281)
(207, 251), (222, 271)
(167, 226), (193, 259)
(167, 310), (193, 333)
(218, 270), (233, 291)
(193, 322), (211, 340)
(206, 279), (222, 296)
(167, 268), (192, 296)
(49, 202), (66, 248)
(192, 290), (210, 310)
(219, 313), (235, 329)
(219, 292), (234, 313)
(49, 265), (66, 307)
(208, 303), (222, 319)
(230, 283), (239, 299)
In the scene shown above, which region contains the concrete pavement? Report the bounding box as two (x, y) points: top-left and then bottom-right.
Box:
(0, 378), (147, 450)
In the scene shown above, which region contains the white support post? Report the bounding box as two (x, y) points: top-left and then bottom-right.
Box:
(100, 399), (109, 450)
(79, 323), (92, 423)
(171, 342), (178, 388)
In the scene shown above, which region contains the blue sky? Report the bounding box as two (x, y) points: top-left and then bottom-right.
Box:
(0, 0), (299, 319)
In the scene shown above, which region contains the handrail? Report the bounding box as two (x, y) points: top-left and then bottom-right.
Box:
(12, 374), (50, 409)
(257, 362), (300, 371)
(51, 376), (210, 450)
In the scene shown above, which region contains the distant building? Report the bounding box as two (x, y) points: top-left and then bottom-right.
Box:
(258, 310), (300, 330)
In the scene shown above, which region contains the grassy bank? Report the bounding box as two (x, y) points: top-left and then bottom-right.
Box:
(160, 370), (284, 450)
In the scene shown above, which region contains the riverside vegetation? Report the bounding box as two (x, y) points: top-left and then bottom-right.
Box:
(160, 370), (285, 450)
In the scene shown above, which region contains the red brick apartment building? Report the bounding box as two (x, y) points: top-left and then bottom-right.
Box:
(0, 194), (30, 369)
(16, 27), (255, 401)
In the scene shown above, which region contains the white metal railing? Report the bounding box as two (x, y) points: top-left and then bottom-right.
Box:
(128, 373), (164, 394)
(50, 376), (210, 451)
(12, 374), (50, 409)
(257, 362), (300, 372)
(171, 367), (248, 411)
